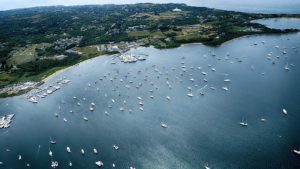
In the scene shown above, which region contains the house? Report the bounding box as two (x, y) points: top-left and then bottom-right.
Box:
(172, 8), (182, 12)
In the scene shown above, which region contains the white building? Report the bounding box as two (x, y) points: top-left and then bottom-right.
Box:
(172, 8), (182, 12)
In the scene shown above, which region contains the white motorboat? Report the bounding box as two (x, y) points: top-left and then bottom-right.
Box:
(282, 109), (288, 115)
(187, 93), (194, 97)
(161, 123), (168, 128)
(95, 161), (104, 167)
(93, 148), (98, 154)
(293, 149), (300, 155)
(83, 116), (88, 121)
(66, 147), (71, 153)
(113, 145), (119, 150)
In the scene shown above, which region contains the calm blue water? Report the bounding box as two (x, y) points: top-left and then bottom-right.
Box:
(0, 20), (300, 169)
(255, 18), (300, 30)
(187, 0), (300, 14)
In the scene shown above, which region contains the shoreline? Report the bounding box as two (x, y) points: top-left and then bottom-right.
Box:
(42, 54), (107, 83)
(1, 27), (299, 98)
(0, 54), (108, 98)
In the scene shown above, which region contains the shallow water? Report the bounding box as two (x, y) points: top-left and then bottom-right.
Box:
(0, 20), (300, 169)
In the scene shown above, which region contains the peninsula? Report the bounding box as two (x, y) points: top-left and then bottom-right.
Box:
(0, 3), (299, 97)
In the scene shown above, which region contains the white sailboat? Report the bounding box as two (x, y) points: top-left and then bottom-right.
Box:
(239, 119), (248, 127)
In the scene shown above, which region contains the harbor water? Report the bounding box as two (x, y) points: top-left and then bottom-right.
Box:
(0, 19), (300, 169)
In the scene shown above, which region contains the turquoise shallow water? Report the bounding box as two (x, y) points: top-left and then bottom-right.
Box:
(0, 20), (300, 169)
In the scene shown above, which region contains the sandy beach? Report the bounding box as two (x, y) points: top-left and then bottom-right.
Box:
(42, 55), (106, 83)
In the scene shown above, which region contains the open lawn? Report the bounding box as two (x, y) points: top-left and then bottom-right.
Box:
(7, 43), (51, 66)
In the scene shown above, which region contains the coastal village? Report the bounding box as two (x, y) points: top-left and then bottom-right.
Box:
(0, 40), (147, 97)
(1, 3), (299, 98)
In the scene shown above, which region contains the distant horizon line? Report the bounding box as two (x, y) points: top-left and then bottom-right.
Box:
(0, 3), (189, 12)
(1, 2), (299, 14)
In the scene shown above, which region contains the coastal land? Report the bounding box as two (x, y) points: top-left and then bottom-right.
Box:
(0, 3), (299, 97)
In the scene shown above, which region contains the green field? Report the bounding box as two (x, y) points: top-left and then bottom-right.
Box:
(7, 43), (51, 66)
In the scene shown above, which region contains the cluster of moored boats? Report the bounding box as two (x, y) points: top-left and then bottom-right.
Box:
(1, 39), (299, 168)
(27, 77), (71, 103)
(0, 114), (14, 128)
(1, 137), (135, 168)
(118, 53), (147, 63)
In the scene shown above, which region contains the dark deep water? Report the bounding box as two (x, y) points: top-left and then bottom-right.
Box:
(0, 20), (300, 169)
